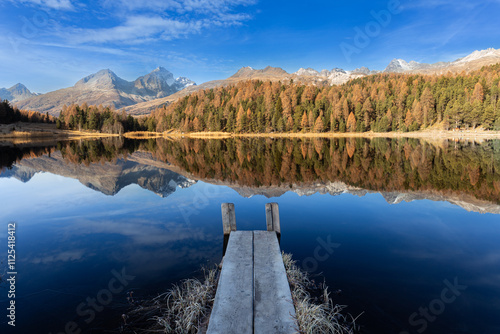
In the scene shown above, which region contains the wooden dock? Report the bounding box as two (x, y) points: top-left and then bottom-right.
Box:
(207, 203), (298, 334)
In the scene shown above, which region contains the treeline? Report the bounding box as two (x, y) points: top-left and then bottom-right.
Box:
(0, 100), (55, 124)
(144, 137), (500, 203)
(146, 64), (500, 133)
(57, 103), (148, 134)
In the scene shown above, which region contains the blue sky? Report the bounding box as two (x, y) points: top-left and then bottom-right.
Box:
(0, 0), (499, 93)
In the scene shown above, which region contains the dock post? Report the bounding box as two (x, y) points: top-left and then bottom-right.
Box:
(265, 203), (281, 236)
(265, 203), (273, 231)
(221, 203), (237, 235)
(222, 203), (237, 255)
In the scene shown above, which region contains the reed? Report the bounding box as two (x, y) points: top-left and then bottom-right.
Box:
(282, 252), (362, 334)
(121, 267), (218, 334)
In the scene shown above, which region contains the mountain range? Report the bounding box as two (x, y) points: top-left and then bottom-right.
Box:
(9, 67), (195, 115)
(3, 48), (500, 116)
(0, 83), (39, 102)
(122, 48), (500, 114)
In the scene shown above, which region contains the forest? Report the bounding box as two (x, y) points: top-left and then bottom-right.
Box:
(56, 103), (145, 134)
(145, 64), (500, 133)
(0, 100), (55, 124)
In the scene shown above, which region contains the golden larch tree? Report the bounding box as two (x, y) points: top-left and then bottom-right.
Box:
(347, 112), (356, 132)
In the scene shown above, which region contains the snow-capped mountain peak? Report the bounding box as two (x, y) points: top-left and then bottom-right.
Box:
(174, 77), (196, 89)
(455, 48), (500, 63)
(384, 58), (415, 72)
(15, 67), (196, 115)
(294, 68), (320, 76)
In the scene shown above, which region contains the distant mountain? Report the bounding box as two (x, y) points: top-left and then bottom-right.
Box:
(229, 66), (290, 79)
(123, 66), (295, 115)
(0, 83), (38, 103)
(293, 67), (369, 85)
(14, 67), (196, 116)
(10, 48), (500, 116)
(384, 48), (500, 74)
(123, 65), (365, 114)
(125, 48), (500, 115)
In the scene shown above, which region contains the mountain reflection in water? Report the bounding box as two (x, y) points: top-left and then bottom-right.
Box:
(1, 137), (499, 213)
(1, 137), (500, 334)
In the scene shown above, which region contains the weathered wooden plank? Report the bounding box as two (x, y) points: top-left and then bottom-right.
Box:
(253, 231), (298, 334)
(271, 202), (281, 235)
(265, 202), (281, 235)
(207, 231), (253, 334)
(221, 203), (237, 235)
(265, 203), (274, 231)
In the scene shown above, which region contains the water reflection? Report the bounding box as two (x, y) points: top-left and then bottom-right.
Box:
(1, 137), (500, 333)
(1, 137), (499, 212)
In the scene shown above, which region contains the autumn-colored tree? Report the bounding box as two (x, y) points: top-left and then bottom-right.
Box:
(347, 112), (356, 132)
(193, 117), (201, 132)
(301, 86), (316, 104)
(236, 106), (246, 133)
(301, 112), (308, 132)
(136, 63), (500, 134)
(420, 87), (435, 127)
(412, 99), (423, 126)
(472, 82), (484, 102)
(314, 113), (324, 132)
(405, 110), (413, 128)
(341, 97), (350, 121)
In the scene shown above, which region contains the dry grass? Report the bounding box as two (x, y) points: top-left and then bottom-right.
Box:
(123, 131), (164, 139)
(158, 129), (500, 140)
(183, 131), (232, 139)
(0, 122), (120, 140)
(282, 252), (362, 334)
(121, 267), (219, 334)
(120, 254), (360, 334)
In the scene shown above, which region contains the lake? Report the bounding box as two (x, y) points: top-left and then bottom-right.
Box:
(1, 137), (499, 334)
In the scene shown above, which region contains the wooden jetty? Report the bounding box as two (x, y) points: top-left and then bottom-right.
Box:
(207, 203), (298, 334)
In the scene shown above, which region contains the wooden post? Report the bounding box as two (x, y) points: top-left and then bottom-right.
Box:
(265, 202), (281, 235)
(265, 203), (273, 231)
(221, 203), (236, 235)
(271, 202), (281, 235)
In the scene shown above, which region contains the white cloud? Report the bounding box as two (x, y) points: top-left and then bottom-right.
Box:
(210, 12), (251, 26)
(61, 0), (255, 45)
(103, 0), (256, 14)
(400, 0), (499, 10)
(8, 0), (74, 10)
(72, 15), (203, 44)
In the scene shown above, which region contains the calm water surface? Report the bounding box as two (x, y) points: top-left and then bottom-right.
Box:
(0, 137), (499, 334)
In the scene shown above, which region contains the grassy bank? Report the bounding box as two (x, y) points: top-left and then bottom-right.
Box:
(0, 122), (120, 140)
(6, 123), (498, 142)
(120, 253), (359, 334)
(163, 129), (500, 140)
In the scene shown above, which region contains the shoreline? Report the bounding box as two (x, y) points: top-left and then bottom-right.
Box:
(0, 123), (120, 141)
(2, 123), (500, 142)
(165, 129), (500, 140)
